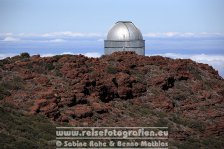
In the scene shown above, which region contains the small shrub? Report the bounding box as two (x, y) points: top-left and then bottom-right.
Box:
(20, 52), (30, 58)
(131, 70), (145, 83)
(55, 69), (63, 77)
(106, 65), (117, 74)
(53, 55), (63, 60)
(14, 138), (36, 148)
(9, 76), (25, 90)
(0, 131), (15, 143)
(100, 55), (107, 59)
(170, 114), (182, 124)
(0, 58), (11, 67)
(154, 118), (168, 127)
(173, 92), (188, 101)
(26, 63), (33, 70)
(45, 63), (55, 71)
(171, 114), (205, 131)
(187, 120), (205, 131)
(177, 138), (201, 149)
(0, 85), (11, 100)
(188, 66), (202, 80)
(0, 76), (25, 99)
(202, 137), (224, 148)
(130, 64), (136, 69)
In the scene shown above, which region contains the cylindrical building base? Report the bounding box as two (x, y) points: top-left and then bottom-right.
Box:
(104, 40), (145, 56)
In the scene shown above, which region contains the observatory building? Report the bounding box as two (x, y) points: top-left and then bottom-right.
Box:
(104, 21), (145, 55)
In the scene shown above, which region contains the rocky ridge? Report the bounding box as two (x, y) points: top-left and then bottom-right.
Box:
(0, 52), (224, 148)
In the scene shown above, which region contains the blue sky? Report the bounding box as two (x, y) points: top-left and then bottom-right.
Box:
(0, 0), (224, 76)
(1, 0), (224, 33)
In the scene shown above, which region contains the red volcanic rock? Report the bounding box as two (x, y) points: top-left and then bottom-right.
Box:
(73, 105), (93, 118)
(34, 75), (50, 85)
(132, 83), (146, 96)
(117, 86), (132, 99)
(30, 98), (47, 114)
(21, 70), (36, 80)
(61, 104), (93, 119)
(65, 70), (79, 79)
(30, 98), (59, 115)
(149, 95), (174, 111)
(39, 89), (56, 99)
(91, 102), (110, 114)
(116, 72), (130, 86)
(205, 120), (224, 136)
(40, 102), (58, 116)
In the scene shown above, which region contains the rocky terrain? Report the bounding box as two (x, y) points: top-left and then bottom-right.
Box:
(0, 51), (224, 148)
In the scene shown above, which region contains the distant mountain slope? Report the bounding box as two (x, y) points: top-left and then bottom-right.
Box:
(0, 51), (224, 148)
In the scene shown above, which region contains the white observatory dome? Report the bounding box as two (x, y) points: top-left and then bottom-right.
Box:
(104, 21), (145, 55)
(107, 21), (143, 41)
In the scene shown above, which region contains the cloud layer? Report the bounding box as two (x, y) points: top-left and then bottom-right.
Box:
(143, 32), (224, 38)
(0, 32), (103, 43)
(1, 32), (223, 53)
(1, 32), (224, 43)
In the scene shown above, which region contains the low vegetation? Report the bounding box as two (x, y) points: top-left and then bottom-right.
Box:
(0, 103), (56, 148)
(0, 76), (24, 100)
(106, 65), (117, 74)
